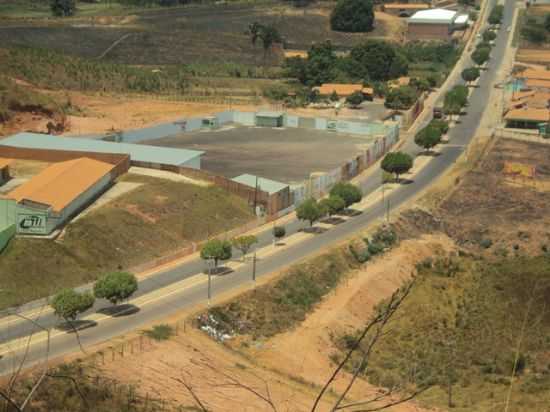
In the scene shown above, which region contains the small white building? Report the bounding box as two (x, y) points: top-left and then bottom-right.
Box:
(407, 8), (469, 41)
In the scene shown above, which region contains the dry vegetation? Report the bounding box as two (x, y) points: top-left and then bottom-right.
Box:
(0, 174), (254, 310)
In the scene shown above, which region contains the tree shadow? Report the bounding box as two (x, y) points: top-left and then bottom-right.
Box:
(203, 266), (233, 276)
(321, 216), (346, 225)
(397, 178), (414, 185)
(301, 226), (328, 234)
(421, 150), (442, 157)
(97, 304), (141, 318)
(337, 208), (362, 217)
(274, 240), (287, 246)
(57, 319), (98, 333)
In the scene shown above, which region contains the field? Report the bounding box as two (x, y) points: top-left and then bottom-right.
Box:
(145, 126), (375, 183)
(0, 174), (254, 310)
(0, 2), (405, 66)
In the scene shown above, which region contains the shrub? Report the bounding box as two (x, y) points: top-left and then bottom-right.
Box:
(367, 242), (384, 256)
(144, 324), (174, 341)
(330, 0), (375, 33)
(480, 238), (493, 249)
(384, 86), (418, 110)
(273, 225), (286, 239)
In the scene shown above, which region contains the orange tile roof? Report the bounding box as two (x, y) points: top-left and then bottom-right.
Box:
(284, 50), (308, 59)
(384, 3), (430, 9)
(504, 108), (550, 123)
(0, 158), (13, 170)
(511, 90), (536, 101)
(314, 83), (373, 97)
(511, 91), (550, 108)
(520, 69), (550, 81)
(525, 79), (550, 89)
(6, 157), (114, 212)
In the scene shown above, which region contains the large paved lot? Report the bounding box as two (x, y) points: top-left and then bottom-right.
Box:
(144, 126), (374, 183)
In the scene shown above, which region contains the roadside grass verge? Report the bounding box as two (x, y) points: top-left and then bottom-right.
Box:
(0, 175), (254, 310)
(199, 225), (397, 340)
(332, 255), (550, 411)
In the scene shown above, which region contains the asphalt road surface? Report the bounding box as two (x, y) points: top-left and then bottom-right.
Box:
(0, 0), (515, 376)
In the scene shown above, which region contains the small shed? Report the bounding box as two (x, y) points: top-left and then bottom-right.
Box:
(255, 111), (284, 128)
(231, 174), (292, 215)
(201, 116), (219, 129)
(0, 158), (13, 185)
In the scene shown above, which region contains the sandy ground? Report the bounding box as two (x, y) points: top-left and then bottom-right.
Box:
(100, 328), (334, 412)
(239, 234), (454, 411)
(100, 234), (453, 412)
(62, 92), (261, 136)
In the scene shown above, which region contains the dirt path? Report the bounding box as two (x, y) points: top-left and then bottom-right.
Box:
(62, 92), (261, 136)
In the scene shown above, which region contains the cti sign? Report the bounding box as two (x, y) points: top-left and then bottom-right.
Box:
(17, 213), (46, 234)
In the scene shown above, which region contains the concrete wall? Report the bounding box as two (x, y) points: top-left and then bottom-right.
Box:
(234, 111), (256, 126)
(182, 155), (202, 170)
(0, 223), (15, 251)
(216, 111), (235, 125)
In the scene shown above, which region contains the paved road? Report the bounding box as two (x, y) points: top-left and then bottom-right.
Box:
(0, 0), (515, 375)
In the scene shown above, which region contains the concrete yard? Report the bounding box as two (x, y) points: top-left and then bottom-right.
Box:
(142, 126), (375, 184)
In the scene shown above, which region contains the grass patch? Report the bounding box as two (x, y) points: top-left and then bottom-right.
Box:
(144, 324), (174, 341)
(200, 225), (397, 339)
(333, 255), (550, 411)
(0, 175), (254, 310)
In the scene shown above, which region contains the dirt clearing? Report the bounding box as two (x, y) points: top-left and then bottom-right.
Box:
(145, 126), (375, 183)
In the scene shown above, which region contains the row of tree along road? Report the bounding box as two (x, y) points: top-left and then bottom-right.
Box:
(380, 6), (505, 189)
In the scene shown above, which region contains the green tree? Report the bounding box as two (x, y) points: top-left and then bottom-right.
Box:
(482, 30), (497, 42)
(330, 0), (375, 33)
(231, 235), (258, 260)
(545, 13), (550, 32)
(259, 24), (282, 64)
(51, 0), (76, 17)
(319, 195), (346, 216)
(384, 86), (418, 110)
(444, 85), (468, 120)
(273, 225), (286, 241)
(429, 119), (450, 135)
(381, 152), (413, 182)
(346, 91), (364, 108)
(329, 182), (362, 207)
(472, 47), (490, 66)
(461, 67), (480, 85)
(415, 126), (442, 153)
(51, 289), (95, 324)
(93, 272), (138, 306)
(296, 198), (324, 227)
(201, 239), (232, 269)
(349, 41), (408, 81)
(330, 91), (340, 102)
(305, 41), (338, 86)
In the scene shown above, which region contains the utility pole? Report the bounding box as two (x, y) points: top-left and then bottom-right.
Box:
(252, 251), (257, 285)
(207, 258), (213, 306)
(253, 175), (259, 214)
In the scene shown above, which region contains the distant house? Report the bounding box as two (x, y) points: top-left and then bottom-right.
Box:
(407, 8), (469, 41)
(382, 3), (430, 17)
(388, 76), (411, 89)
(231, 174), (292, 215)
(504, 108), (550, 129)
(515, 69), (550, 91)
(313, 84), (374, 100)
(3, 157), (116, 235)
